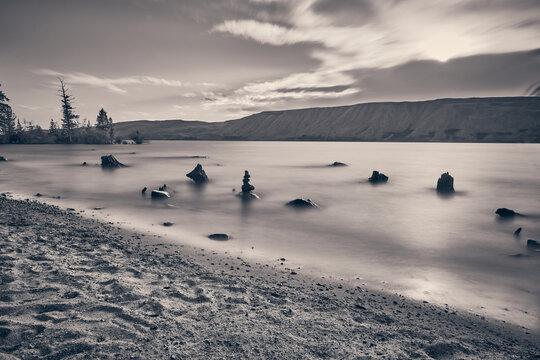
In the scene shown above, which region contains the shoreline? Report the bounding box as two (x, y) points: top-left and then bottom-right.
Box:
(0, 195), (538, 359)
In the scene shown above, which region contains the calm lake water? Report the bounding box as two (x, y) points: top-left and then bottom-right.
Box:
(1, 141), (539, 329)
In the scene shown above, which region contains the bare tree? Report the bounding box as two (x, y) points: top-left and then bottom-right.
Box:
(58, 79), (79, 143)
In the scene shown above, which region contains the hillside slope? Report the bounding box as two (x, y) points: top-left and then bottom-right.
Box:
(114, 97), (540, 142)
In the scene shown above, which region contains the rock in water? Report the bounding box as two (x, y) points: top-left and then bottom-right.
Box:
(162, 222), (174, 227)
(514, 227), (522, 236)
(527, 239), (540, 250)
(237, 170), (259, 199)
(241, 170), (255, 193)
(368, 170), (389, 184)
(151, 190), (170, 199)
(496, 208), (517, 218)
(141, 187), (147, 195)
(329, 161), (347, 167)
(208, 233), (229, 241)
(286, 198), (319, 209)
(101, 155), (125, 168)
(186, 164), (208, 184)
(436, 172), (454, 194)
(0, 156), (6, 161)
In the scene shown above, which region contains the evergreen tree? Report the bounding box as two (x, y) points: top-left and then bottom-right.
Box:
(0, 83), (16, 143)
(95, 108), (114, 143)
(49, 119), (58, 135)
(108, 116), (114, 143)
(96, 108), (108, 130)
(58, 79), (79, 143)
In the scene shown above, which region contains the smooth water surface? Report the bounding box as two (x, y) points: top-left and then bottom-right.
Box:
(1, 141), (539, 328)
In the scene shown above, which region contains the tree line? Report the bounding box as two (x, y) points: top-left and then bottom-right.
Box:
(0, 80), (143, 144)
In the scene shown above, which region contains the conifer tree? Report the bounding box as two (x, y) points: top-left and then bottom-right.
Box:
(0, 83), (16, 143)
(58, 79), (79, 143)
(96, 108), (108, 130)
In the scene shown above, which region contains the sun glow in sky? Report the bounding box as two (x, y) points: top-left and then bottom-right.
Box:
(1, 0), (539, 125)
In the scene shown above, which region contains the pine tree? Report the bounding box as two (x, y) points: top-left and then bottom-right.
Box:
(49, 119), (58, 135)
(0, 83), (16, 143)
(58, 79), (79, 143)
(96, 108), (108, 130)
(108, 116), (114, 143)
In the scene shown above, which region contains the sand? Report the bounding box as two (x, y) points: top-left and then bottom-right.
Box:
(0, 195), (538, 359)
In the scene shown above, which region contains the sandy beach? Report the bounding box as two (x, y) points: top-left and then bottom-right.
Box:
(0, 194), (538, 359)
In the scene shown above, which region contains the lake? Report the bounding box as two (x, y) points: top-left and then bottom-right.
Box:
(1, 141), (539, 329)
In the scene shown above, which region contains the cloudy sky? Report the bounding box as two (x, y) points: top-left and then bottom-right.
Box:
(1, 0), (539, 126)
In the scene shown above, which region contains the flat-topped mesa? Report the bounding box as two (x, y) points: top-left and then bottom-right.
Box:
(436, 172), (454, 194)
(101, 155), (125, 168)
(368, 170), (388, 184)
(186, 163), (208, 184)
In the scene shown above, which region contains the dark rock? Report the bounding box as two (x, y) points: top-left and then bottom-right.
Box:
(368, 170), (389, 184)
(151, 190), (170, 200)
(241, 170), (255, 193)
(35, 193), (43, 197)
(81, 162), (87, 166)
(436, 172), (454, 194)
(141, 187), (147, 195)
(186, 164), (208, 184)
(101, 155), (125, 168)
(527, 239), (540, 250)
(329, 161), (347, 167)
(0, 156), (7, 161)
(208, 233), (229, 241)
(286, 198), (319, 209)
(162, 222), (174, 227)
(237, 170), (259, 200)
(514, 227), (522, 236)
(496, 208), (518, 218)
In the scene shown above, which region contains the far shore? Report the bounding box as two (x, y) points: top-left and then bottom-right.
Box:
(0, 195), (538, 359)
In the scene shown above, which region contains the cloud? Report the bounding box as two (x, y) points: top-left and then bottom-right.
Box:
(311, 0), (377, 25)
(205, 0), (540, 118)
(32, 69), (187, 94)
(212, 20), (319, 46)
(276, 85), (352, 93)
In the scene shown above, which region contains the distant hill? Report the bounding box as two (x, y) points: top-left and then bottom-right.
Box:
(114, 97), (540, 142)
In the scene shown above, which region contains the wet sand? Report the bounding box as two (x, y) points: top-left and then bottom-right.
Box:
(0, 195), (538, 359)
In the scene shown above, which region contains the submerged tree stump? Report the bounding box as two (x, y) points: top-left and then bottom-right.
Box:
(101, 155), (125, 168)
(436, 172), (454, 194)
(368, 170), (389, 184)
(186, 164), (208, 184)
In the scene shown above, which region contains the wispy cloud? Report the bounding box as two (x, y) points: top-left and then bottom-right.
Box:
(208, 0), (540, 117)
(32, 69), (187, 94)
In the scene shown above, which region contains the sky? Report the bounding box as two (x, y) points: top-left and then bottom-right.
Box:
(1, 0), (539, 126)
